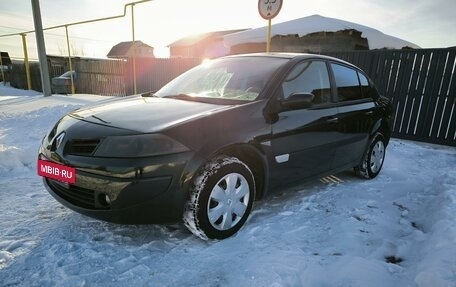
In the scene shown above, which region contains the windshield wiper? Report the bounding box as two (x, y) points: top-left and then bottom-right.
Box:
(90, 115), (110, 124)
(165, 94), (200, 101)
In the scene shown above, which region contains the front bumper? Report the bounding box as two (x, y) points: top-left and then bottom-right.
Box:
(40, 151), (193, 224)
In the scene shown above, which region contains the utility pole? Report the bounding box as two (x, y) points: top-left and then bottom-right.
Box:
(31, 0), (51, 96)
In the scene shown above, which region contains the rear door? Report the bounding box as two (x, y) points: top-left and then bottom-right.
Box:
(329, 63), (376, 169)
(269, 60), (339, 186)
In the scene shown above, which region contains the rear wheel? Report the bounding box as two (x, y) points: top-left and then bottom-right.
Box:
(183, 156), (255, 240)
(355, 133), (386, 179)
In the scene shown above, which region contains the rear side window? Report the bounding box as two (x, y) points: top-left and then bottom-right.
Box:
(331, 63), (363, 102)
(359, 72), (378, 99)
(282, 61), (332, 105)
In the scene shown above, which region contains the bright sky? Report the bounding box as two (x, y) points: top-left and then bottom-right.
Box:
(0, 0), (455, 59)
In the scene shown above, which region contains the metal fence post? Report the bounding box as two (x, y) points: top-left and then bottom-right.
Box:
(0, 54), (4, 85)
(21, 33), (32, 90)
(31, 0), (52, 96)
(131, 3), (137, 94)
(65, 25), (75, 94)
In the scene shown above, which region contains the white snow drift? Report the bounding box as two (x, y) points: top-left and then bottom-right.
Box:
(224, 15), (420, 50)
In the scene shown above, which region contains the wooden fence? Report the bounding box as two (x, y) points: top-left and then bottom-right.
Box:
(125, 57), (202, 94)
(46, 56), (127, 96)
(326, 48), (456, 146)
(10, 60), (43, 91)
(75, 58), (126, 96)
(10, 56), (201, 97)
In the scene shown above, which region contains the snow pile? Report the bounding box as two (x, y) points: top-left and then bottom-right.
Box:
(0, 86), (455, 286)
(0, 82), (41, 98)
(0, 87), (110, 175)
(413, 169), (456, 287)
(224, 14), (420, 50)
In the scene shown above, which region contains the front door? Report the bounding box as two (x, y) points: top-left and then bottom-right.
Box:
(269, 60), (339, 187)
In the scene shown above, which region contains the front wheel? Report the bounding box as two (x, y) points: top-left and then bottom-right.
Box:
(183, 156), (255, 240)
(355, 133), (386, 179)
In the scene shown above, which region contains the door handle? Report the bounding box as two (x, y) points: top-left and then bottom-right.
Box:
(365, 111), (374, 115)
(326, 117), (339, 123)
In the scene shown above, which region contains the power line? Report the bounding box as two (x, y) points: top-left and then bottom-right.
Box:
(42, 32), (114, 43)
(0, 25), (114, 44)
(0, 25), (31, 32)
(0, 0), (152, 38)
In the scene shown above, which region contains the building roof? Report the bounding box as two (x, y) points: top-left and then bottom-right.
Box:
(224, 15), (420, 50)
(107, 41), (154, 58)
(168, 29), (247, 47)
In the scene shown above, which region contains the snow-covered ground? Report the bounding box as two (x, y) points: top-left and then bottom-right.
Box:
(0, 84), (455, 287)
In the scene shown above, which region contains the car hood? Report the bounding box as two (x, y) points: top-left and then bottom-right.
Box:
(69, 96), (230, 133)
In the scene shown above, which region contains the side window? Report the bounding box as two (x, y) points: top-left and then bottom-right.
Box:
(358, 72), (378, 99)
(331, 63), (362, 102)
(282, 61), (331, 105)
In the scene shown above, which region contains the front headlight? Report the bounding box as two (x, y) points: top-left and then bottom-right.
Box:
(94, 134), (190, 158)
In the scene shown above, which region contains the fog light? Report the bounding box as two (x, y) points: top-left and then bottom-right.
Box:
(98, 193), (111, 207)
(105, 194), (111, 205)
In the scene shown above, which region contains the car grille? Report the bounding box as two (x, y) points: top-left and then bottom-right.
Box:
(47, 178), (101, 209)
(67, 139), (100, 156)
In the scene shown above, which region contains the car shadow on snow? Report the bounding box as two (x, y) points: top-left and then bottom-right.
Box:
(58, 169), (363, 244)
(59, 214), (198, 246)
(248, 170), (360, 218)
(34, 169), (364, 254)
(60, 170), (361, 242)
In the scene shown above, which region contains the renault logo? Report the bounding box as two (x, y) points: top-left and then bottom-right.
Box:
(55, 132), (65, 149)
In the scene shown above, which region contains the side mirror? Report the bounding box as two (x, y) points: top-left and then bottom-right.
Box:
(280, 92), (314, 110)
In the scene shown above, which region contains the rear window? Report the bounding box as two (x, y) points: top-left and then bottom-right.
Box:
(331, 63), (362, 102)
(359, 72), (378, 99)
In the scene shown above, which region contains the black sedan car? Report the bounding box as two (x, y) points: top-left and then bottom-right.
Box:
(38, 53), (393, 240)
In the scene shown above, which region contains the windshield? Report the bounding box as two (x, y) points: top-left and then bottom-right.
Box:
(155, 57), (288, 102)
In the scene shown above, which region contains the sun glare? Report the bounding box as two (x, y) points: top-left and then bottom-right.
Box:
(154, 46), (170, 58)
(201, 58), (212, 66)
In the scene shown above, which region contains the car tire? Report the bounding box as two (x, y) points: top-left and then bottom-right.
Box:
(183, 156), (255, 240)
(355, 133), (386, 179)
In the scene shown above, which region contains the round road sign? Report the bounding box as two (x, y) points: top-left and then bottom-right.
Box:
(258, 0), (283, 20)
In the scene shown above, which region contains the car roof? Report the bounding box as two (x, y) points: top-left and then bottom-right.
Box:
(223, 52), (357, 69)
